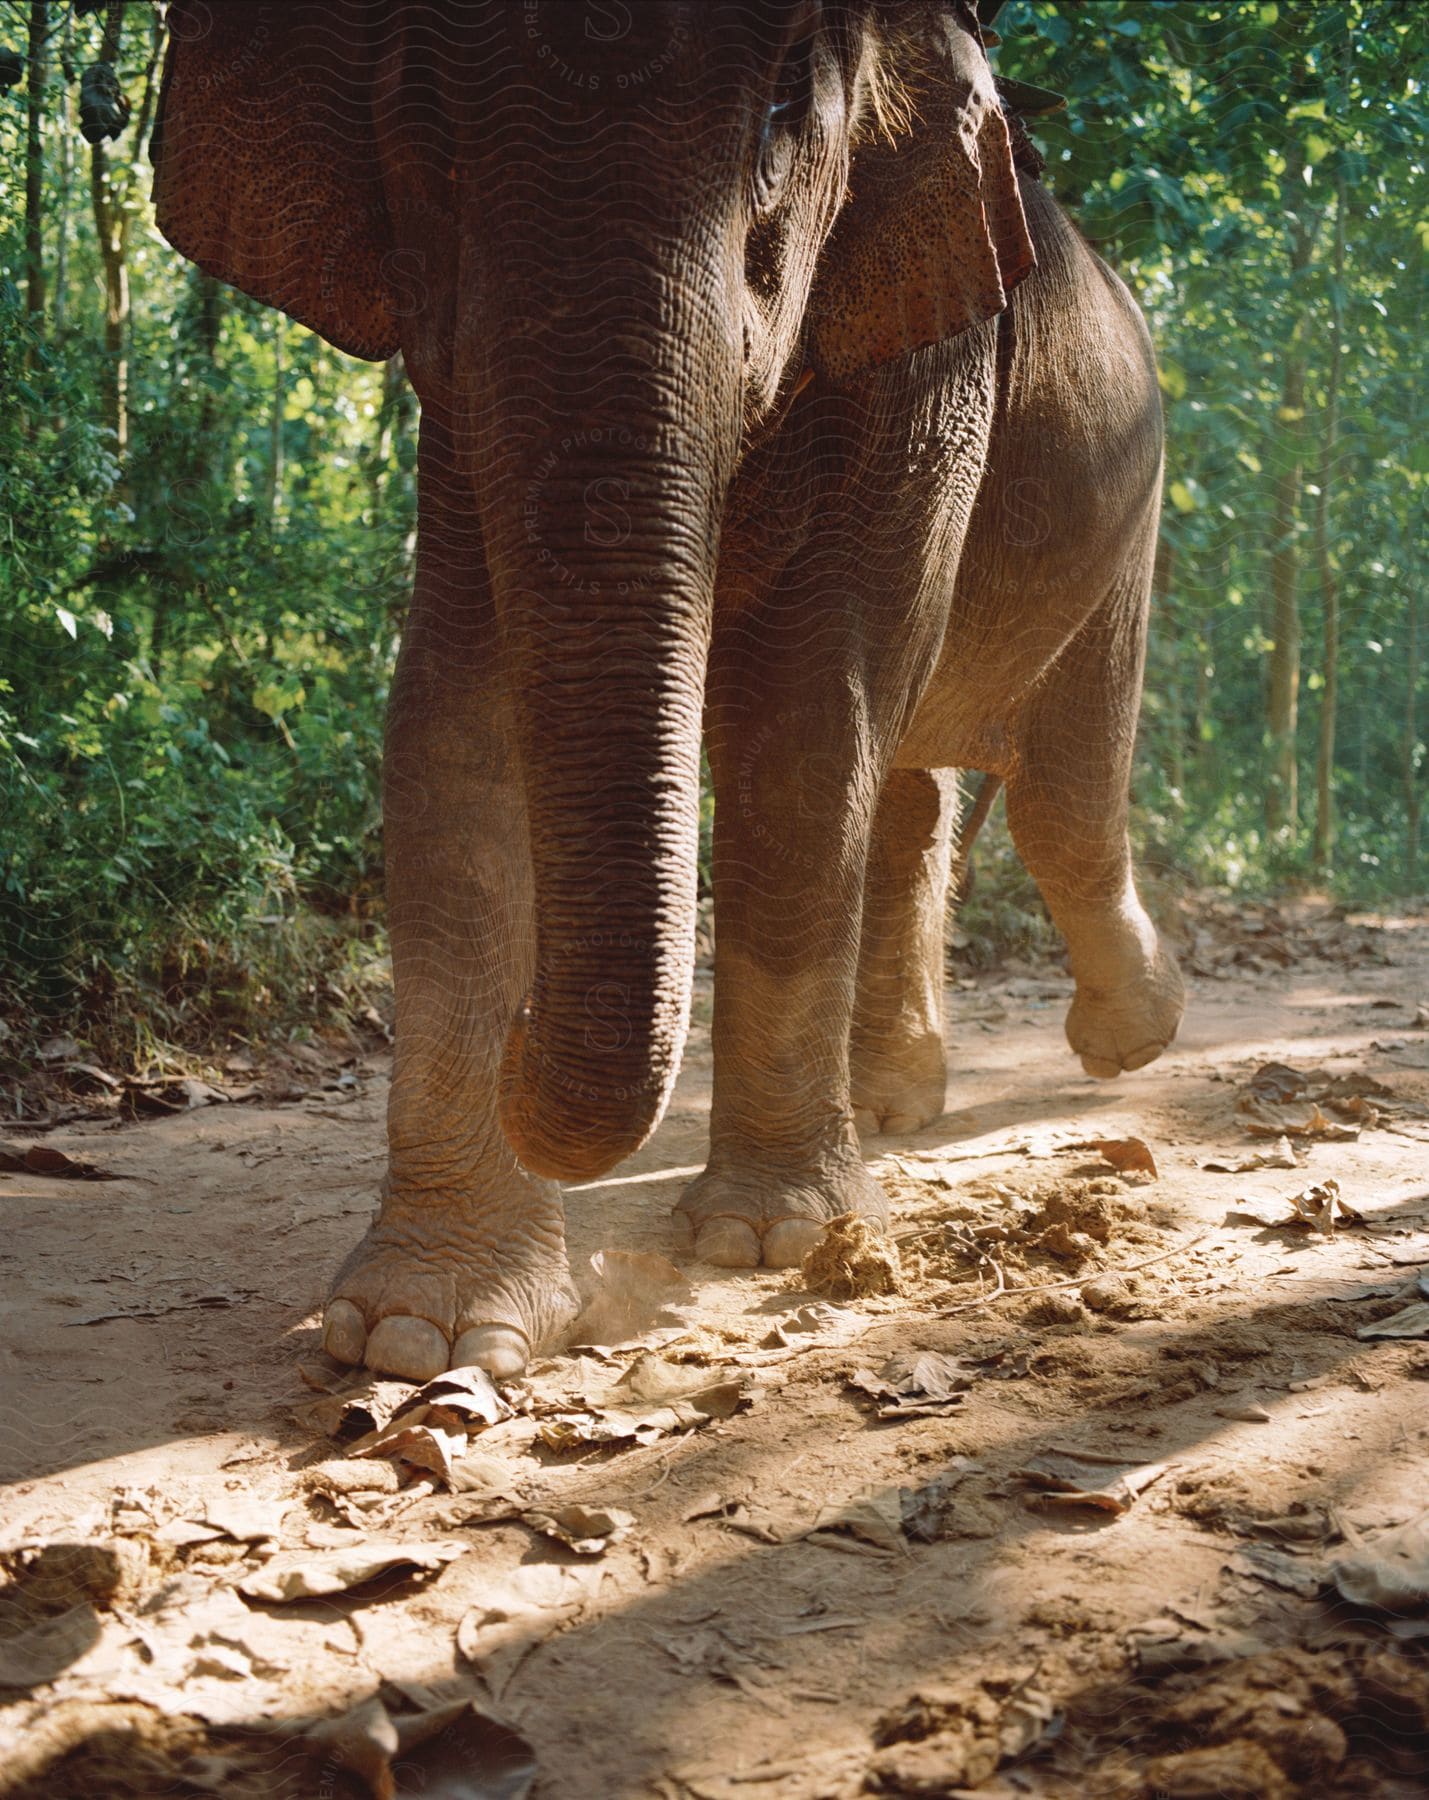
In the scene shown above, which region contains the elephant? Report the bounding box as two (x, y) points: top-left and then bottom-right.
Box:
(151, 0), (1184, 1381)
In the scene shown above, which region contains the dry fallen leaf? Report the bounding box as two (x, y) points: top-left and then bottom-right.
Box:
(0, 1140), (123, 1181)
(1014, 1451), (1169, 1515)
(808, 1485), (907, 1552)
(1227, 1543), (1325, 1598)
(1076, 1136), (1159, 1178)
(1357, 1302), (1429, 1340)
(757, 1301), (865, 1350)
(337, 1366), (512, 1487)
(302, 1376), (419, 1442)
(236, 1539), (469, 1601)
(899, 1460), (988, 1545)
(848, 1352), (974, 1419)
(164, 1496), (288, 1547)
(122, 1075), (258, 1116)
(1227, 1179), (1363, 1236)
(456, 1564), (600, 1698)
(351, 1418), (470, 1486)
(537, 1355), (750, 1450)
(307, 1694), (398, 1800)
(1330, 1511), (1429, 1614)
(1239, 1097), (1359, 1140)
(1235, 1061), (1409, 1140)
(308, 1694), (537, 1800)
(418, 1366), (512, 1426)
(1199, 1137), (1300, 1173)
(1287, 1179), (1363, 1234)
(521, 1504), (634, 1556)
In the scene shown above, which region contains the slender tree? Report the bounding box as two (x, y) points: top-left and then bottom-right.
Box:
(1312, 158), (1347, 872)
(23, 0), (48, 322)
(1264, 135), (1319, 842)
(1408, 535), (1422, 893)
(52, 5), (70, 336)
(263, 316), (285, 532)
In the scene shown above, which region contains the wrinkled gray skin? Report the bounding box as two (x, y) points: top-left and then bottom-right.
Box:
(153, 0), (1184, 1379)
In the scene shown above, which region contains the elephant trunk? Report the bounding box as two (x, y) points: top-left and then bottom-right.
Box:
(499, 509), (711, 1182)
(466, 285), (737, 1183)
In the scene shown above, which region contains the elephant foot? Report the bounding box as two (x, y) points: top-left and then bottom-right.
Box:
(850, 1031), (947, 1138)
(674, 1153), (889, 1270)
(1065, 942), (1185, 1078)
(320, 1180), (580, 1381)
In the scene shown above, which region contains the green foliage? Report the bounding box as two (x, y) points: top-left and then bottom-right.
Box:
(0, 0), (1424, 1073)
(0, 8), (414, 1065)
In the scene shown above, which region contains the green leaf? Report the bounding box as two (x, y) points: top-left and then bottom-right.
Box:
(252, 679), (306, 719)
(1158, 360), (1188, 401)
(1168, 481), (1198, 514)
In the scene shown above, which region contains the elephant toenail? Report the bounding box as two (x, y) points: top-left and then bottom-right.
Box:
(693, 1217), (762, 1268)
(762, 1218), (827, 1269)
(451, 1324), (529, 1378)
(364, 1316), (450, 1382)
(323, 1298), (367, 1366)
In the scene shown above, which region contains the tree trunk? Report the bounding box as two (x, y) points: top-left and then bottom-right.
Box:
(368, 354), (401, 523)
(1408, 564), (1422, 895)
(1265, 354), (1306, 837)
(1263, 141), (1318, 842)
(1312, 166), (1346, 874)
(24, 0), (48, 323)
(368, 355), (419, 632)
(89, 143), (130, 457)
(263, 317), (284, 532)
(52, 6), (70, 337)
(87, 3), (155, 465)
(89, 0), (132, 459)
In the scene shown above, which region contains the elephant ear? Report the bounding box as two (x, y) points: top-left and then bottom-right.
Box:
(808, 8), (1035, 383)
(151, 0), (398, 362)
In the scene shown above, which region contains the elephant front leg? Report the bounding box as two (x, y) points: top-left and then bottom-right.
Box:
(321, 470), (579, 1380)
(850, 767), (956, 1136)
(676, 686), (889, 1269)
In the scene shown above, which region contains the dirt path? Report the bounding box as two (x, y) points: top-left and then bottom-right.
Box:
(3, 907), (1428, 1798)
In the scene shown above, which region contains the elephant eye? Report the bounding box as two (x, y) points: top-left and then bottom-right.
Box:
(754, 27), (814, 211)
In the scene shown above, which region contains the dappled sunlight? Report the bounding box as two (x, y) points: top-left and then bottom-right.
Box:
(4, 929), (1428, 1791)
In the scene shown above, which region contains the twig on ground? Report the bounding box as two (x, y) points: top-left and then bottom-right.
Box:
(937, 1228), (1214, 1316)
(895, 1222), (1007, 1310)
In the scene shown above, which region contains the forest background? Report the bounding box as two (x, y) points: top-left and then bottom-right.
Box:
(1, 0), (1425, 1088)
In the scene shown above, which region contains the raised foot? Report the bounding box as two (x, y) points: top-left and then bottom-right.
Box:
(321, 1180), (580, 1380)
(675, 1154), (889, 1270)
(1066, 943), (1186, 1079)
(850, 1031), (947, 1139)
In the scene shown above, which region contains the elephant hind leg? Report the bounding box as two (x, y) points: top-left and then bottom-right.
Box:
(1003, 578), (1184, 1078)
(849, 767), (957, 1137)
